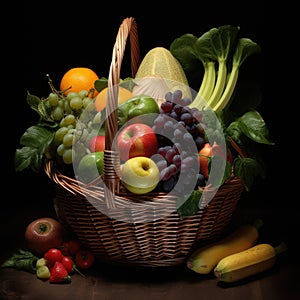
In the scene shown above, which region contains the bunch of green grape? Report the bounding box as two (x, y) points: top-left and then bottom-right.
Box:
(46, 90), (102, 166)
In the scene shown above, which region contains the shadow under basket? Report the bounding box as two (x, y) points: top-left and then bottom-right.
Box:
(45, 17), (245, 267)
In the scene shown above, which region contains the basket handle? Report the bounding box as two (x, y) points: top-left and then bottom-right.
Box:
(103, 17), (140, 208)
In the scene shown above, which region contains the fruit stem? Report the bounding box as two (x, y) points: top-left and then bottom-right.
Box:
(252, 218), (264, 230)
(38, 223), (48, 233)
(74, 265), (87, 278)
(46, 73), (65, 97)
(274, 242), (288, 256)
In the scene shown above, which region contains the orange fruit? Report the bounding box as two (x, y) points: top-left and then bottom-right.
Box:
(94, 86), (133, 112)
(60, 67), (99, 97)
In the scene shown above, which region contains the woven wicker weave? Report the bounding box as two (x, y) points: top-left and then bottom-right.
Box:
(45, 17), (244, 267)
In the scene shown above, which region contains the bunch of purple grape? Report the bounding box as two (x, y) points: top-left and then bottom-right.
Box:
(151, 90), (207, 193)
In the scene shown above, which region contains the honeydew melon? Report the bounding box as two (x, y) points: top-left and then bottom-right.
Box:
(133, 47), (191, 105)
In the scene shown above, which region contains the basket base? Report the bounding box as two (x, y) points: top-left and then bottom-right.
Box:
(52, 176), (243, 267)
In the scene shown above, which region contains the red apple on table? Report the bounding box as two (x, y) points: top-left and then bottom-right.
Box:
(117, 123), (158, 162)
(24, 217), (64, 256)
(89, 135), (105, 152)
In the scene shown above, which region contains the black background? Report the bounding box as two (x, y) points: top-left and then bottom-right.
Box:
(4, 2), (285, 220)
(2, 3), (299, 298)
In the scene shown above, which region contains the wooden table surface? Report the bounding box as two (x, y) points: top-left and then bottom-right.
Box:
(0, 183), (298, 300)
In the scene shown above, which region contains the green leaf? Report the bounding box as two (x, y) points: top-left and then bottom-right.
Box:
(26, 92), (41, 108)
(225, 121), (243, 145)
(209, 25), (240, 61)
(170, 33), (205, 88)
(170, 33), (200, 72)
(15, 147), (41, 172)
(1, 249), (38, 274)
(233, 157), (262, 191)
(94, 77), (108, 92)
(27, 92), (54, 123)
(15, 125), (55, 172)
(19, 125), (54, 148)
(232, 38), (261, 68)
(238, 110), (274, 145)
(177, 190), (203, 217)
(120, 77), (135, 91)
(208, 156), (232, 187)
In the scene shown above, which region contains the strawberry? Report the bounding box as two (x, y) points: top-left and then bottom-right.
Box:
(49, 261), (71, 283)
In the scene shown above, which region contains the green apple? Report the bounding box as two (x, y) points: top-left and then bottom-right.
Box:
(121, 156), (160, 194)
(117, 95), (159, 128)
(76, 151), (104, 183)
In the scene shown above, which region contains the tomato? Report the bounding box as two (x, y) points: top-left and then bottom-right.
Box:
(61, 239), (82, 256)
(61, 256), (75, 274)
(24, 217), (63, 256)
(44, 248), (63, 267)
(75, 249), (95, 269)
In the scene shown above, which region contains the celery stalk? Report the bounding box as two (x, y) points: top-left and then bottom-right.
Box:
(198, 63), (209, 96)
(199, 61), (216, 103)
(213, 38), (261, 113)
(206, 59), (227, 109)
(189, 61), (216, 109)
(213, 66), (239, 113)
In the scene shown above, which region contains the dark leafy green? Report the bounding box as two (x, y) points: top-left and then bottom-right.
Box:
(238, 110), (274, 145)
(15, 92), (58, 173)
(177, 190), (203, 217)
(94, 77), (108, 93)
(208, 156), (233, 187)
(94, 77), (135, 93)
(170, 26), (261, 113)
(169, 25), (274, 216)
(15, 125), (55, 173)
(233, 157), (263, 191)
(1, 249), (38, 274)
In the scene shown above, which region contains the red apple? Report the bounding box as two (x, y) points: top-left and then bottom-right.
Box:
(89, 135), (105, 152)
(24, 217), (64, 256)
(117, 123), (158, 162)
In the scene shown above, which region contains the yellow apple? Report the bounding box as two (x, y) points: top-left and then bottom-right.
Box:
(121, 156), (160, 194)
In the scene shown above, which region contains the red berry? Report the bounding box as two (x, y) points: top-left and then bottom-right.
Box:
(49, 261), (71, 283)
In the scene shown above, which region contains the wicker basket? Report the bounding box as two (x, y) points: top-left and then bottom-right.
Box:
(45, 17), (244, 267)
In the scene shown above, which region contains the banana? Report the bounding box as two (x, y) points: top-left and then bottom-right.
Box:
(214, 242), (287, 283)
(186, 219), (263, 274)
